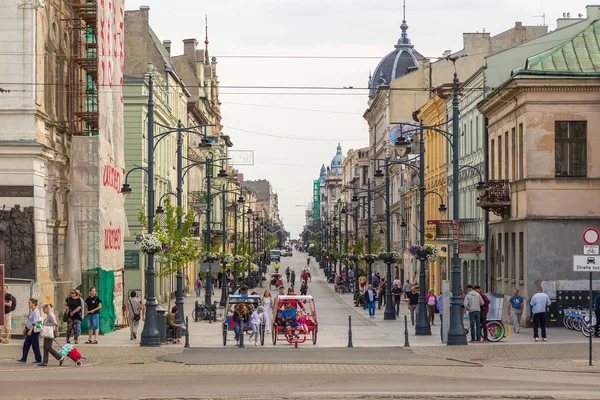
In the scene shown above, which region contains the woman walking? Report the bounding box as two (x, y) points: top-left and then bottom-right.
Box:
(426, 289), (438, 325)
(261, 290), (274, 334)
(64, 289), (82, 344)
(39, 304), (64, 367)
(17, 298), (42, 364)
(126, 291), (143, 340)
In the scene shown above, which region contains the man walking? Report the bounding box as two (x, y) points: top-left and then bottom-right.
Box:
(530, 287), (551, 342)
(364, 284), (377, 319)
(508, 288), (524, 333)
(464, 285), (484, 343)
(391, 284), (402, 317)
(3, 285), (14, 344)
(407, 286), (419, 325)
(403, 280), (412, 301)
(474, 286), (490, 342)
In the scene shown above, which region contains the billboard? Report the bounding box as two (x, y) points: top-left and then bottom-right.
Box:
(390, 123), (415, 146)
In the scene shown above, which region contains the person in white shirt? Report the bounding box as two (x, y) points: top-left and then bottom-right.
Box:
(249, 306), (264, 345)
(530, 287), (551, 342)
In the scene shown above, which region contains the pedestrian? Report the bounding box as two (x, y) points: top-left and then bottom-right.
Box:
(403, 280), (412, 301)
(378, 279), (386, 310)
(334, 272), (340, 292)
(217, 271), (223, 289)
(463, 285), (484, 343)
(594, 291), (600, 338)
(167, 306), (182, 344)
(249, 306), (264, 345)
(211, 274), (215, 295)
(475, 285), (490, 342)
(348, 268), (354, 283)
(278, 286), (285, 296)
(407, 286), (419, 325)
(530, 287), (550, 342)
(126, 291), (143, 340)
(2, 285), (15, 344)
(261, 290), (274, 334)
(17, 298), (42, 364)
(233, 303), (249, 347)
(364, 284), (377, 318)
(426, 289), (438, 325)
(39, 304), (63, 367)
(393, 277), (401, 288)
(391, 284), (402, 317)
(359, 274), (367, 292)
(84, 287), (102, 344)
(508, 288), (524, 333)
(195, 276), (202, 297)
(64, 289), (82, 344)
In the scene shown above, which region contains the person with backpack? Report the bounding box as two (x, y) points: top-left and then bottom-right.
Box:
(3, 285), (16, 344)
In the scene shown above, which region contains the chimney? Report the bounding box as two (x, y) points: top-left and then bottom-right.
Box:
(183, 38), (198, 67)
(139, 5), (150, 21)
(515, 21), (523, 28)
(163, 40), (171, 56)
(587, 5), (600, 20)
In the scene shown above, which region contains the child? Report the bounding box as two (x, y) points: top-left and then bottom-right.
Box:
(249, 306), (264, 345)
(296, 310), (308, 333)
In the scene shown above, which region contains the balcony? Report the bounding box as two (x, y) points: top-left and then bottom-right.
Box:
(477, 180), (511, 218)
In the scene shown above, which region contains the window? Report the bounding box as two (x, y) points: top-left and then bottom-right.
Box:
(511, 232), (516, 280)
(504, 131), (509, 180)
(362, 166), (368, 185)
(504, 232), (509, 278)
(498, 135), (502, 179)
(518, 232), (524, 281)
(518, 123), (524, 179)
(511, 127), (516, 181)
(555, 121), (586, 177)
(490, 139), (495, 179)
(475, 116), (480, 149)
(497, 233), (502, 278)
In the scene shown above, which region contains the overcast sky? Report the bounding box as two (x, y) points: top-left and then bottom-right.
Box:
(126, 0), (592, 237)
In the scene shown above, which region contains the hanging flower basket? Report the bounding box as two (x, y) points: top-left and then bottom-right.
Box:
(135, 233), (168, 254)
(233, 255), (247, 264)
(220, 253), (234, 264)
(359, 253), (378, 264)
(200, 252), (220, 263)
(378, 251), (402, 264)
(408, 244), (439, 262)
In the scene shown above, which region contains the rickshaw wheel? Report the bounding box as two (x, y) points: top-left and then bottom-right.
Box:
(312, 329), (317, 345)
(272, 327), (277, 345)
(222, 326), (227, 346)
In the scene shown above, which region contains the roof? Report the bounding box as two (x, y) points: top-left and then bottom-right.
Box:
(523, 19), (600, 73)
(276, 295), (314, 301)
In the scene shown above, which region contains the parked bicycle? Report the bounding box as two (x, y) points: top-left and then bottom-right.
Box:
(193, 300), (219, 323)
(562, 307), (597, 337)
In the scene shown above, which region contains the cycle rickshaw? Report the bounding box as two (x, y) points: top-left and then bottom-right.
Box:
(222, 295), (265, 346)
(272, 295), (318, 348)
(269, 272), (283, 290)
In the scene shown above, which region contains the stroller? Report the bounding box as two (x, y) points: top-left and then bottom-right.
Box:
(55, 340), (85, 366)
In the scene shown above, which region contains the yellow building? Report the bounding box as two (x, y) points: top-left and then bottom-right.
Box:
(417, 93), (449, 294)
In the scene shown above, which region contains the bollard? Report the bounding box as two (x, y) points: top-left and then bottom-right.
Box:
(404, 315), (410, 348)
(347, 315), (353, 348)
(184, 316), (190, 348)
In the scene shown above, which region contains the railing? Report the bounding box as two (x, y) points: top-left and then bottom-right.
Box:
(477, 180), (511, 217)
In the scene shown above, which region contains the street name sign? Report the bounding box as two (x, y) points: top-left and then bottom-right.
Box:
(584, 245), (600, 255)
(573, 255), (600, 272)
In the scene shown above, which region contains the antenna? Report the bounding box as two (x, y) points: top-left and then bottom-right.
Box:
(533, 12), (546, 26)
(403, 0), (406, 22)
(204, 14), (209, 53)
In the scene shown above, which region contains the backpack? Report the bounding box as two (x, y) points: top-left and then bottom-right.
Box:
(10, 294), (16, 312)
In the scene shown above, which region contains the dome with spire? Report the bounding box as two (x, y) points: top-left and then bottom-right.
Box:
(369, 2), (424, 98)
(319, 164), (326, 180)
(330, 143), (343, 175)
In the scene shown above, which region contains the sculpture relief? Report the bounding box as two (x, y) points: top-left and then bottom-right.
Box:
(0, 205), (35, 279)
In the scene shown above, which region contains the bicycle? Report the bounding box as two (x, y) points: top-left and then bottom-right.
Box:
(463, 316), (506, 342)
(193, 300), (219, 323)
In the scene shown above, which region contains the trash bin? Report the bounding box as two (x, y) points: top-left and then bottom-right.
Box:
(156, 305), (167, 344)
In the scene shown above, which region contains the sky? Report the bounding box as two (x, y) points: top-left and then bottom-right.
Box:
(126, 0), (593, 237)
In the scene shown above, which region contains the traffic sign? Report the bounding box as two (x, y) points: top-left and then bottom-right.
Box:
(583, 228), (599, 245)
(584, 245), (600, 255)
(573, 255), (600, 271)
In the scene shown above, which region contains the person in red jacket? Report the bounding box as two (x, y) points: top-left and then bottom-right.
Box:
(474, 286), (490, 343)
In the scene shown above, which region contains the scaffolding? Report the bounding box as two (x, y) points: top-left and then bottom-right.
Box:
(69, 0), (98, 137)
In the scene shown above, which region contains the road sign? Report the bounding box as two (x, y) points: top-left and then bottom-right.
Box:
(584, 245), (600, 255)
(427, 220), (455, 225)
(459, 244), (482, 254)
(573, 255), (600, 271)
(583, 228), (599, 245)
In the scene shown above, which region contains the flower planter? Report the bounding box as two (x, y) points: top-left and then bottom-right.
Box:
(416, 249), (429, 261)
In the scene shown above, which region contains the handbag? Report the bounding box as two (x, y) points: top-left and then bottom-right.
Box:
(129, 299), (141, 322)
(62, 311), (69, 322)
(40, 325), (55, 339)
(33, 320), (44, 333)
